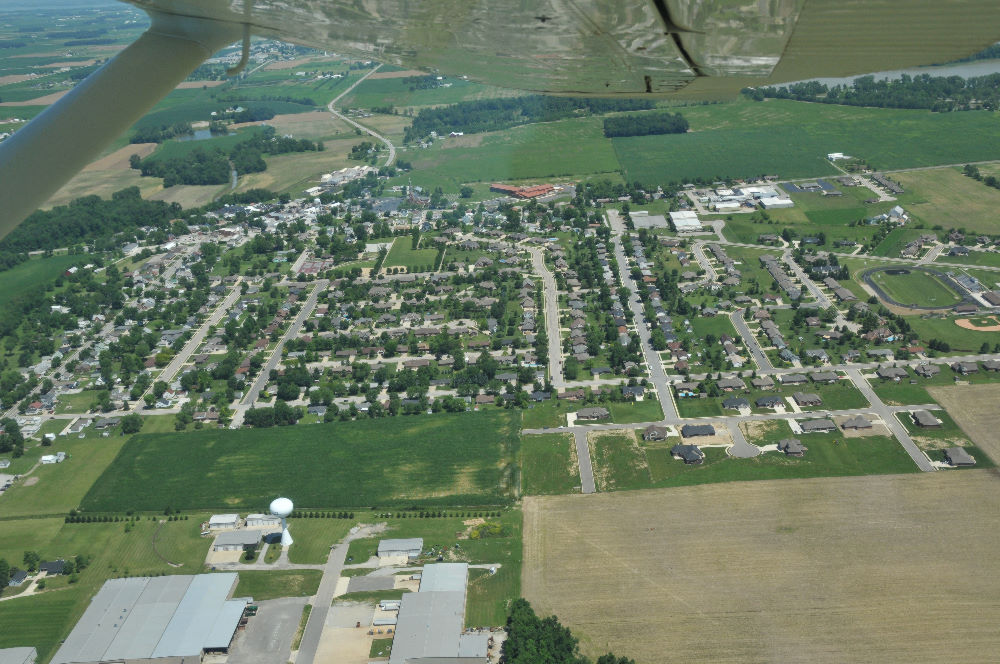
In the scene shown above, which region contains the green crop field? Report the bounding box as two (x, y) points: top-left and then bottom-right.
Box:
(615, 99), (1000, 185)
(519, 433), (579, 496)
(868, 268), (962, 308)
(82, 410), (520, 512)
(0, 254), (79, 310)
(406, 117), (620, 189)
(341, 76), (519, 109)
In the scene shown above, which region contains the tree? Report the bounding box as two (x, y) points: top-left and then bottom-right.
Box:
(22, 551), (40, 573)
(0, 558), (9, 592)
(121, 413), (143, 434)
(459, 185), (473, 198)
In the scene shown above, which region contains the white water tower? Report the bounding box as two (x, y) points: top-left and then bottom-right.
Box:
(270, 497), (294, 546)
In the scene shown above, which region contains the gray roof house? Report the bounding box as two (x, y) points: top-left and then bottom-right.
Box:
(841, 415), (872, 429)
(912, 410), (942, 428)
(779, 373), (808, 385)
(799, 419), (838, 433)
(876, 367), (909, 380)
(777, 438), (806, 456)
(681, 424), (715, 438)
(756, 395), (783, 408)
(793, 392), (822, 407)
(577, 407), (610, 421)
(722, 397), (750, 410)
(944, 447), (976, 466)
(643, 425), (669, 441)
(671, 444), (705, 464)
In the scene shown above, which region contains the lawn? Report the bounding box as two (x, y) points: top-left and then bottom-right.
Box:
(587, 423), (918, 493)
(285, 518), (355, 564)
(341, 76), (519, 109)
(615, 99), (1000, 185)
(383, 239), (439, 272)
(871, 228), (928, 258)
(0, 434), (130, 517)
(370, 637), (393, 659)
(868, 268), (963, 308)
(936, 250), (1000, 268)
(607, 399), (663, 423)
(0, 591), (81, 662)
(676, 398), (724, 418)
(521, 400), (569, 428)
(82, 410), (520, 512)
(54, 389), (103, 414)
(519, 433), (579, 496)
(871, 376), (935, 406)
(906, 315), (998, 353)
(0, 254), (80, 311)
(234, 570), (322, 600)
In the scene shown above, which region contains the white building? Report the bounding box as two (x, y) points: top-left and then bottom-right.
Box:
(208, 514), (239, 530)
(669, 210), (702, 232)
(40, 452), (66, 464)
(245, 513), (282, 528)
(713, 201), (742, 213)
(760, 197), (795, 209)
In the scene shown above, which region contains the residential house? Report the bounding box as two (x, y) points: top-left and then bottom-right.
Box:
(670, 444), (705, 464)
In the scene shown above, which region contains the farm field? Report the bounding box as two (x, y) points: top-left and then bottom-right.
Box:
(868, 267), (963, 308)
(81, 410), (520, 512)
(519, 433), (579, 496)
(927, 384), (1000, 464)
(340, 76), (520, 109)
(893, 167), (1000, 233)
(615, 99), (1000, 185)
(405, 117), (620, 190)
(523, 472), (1000, 663)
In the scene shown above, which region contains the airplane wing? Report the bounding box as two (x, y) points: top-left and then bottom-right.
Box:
(1, 0), (998, 232)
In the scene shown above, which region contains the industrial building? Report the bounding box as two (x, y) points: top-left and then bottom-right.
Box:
(389, 563), (489, 664)
(208, 514), (239, 530)
(630, 213), (669, 229)
(668, 210), (702, 232)
(245, 513), (281, 528)
(378, 538), (423, 560)
(489, 183), (554, 199)
(51, 574), (248, 664)
(212, 530), (262, 552)
(0, 648), (36, 664)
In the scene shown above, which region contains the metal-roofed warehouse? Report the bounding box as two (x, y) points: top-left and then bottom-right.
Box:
(378, 538), (423, 560)
(51, 574), (246, 664)
(0, 648), (36, 664)
(388, 563), (487, 664)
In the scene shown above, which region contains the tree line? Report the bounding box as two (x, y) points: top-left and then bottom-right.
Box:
(503, 599), (634, 664)
(602, 110), (688, 137)
(404, 95), (655, 142)
(749, 72), (1000, 112)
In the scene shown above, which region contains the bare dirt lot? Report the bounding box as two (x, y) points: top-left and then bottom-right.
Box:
(927, 384), (1000, 463)
(368, 69), (427, 79)
(523, 472), (1000, 663)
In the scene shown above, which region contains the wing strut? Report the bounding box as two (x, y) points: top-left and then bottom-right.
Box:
(0, 12), (241, 236)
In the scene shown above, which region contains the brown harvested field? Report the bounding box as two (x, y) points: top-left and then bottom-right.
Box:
(927, 384), (1000, 463)
(83, 142), (157, 171)
(265, 56), (324, 70)
(0, 74), (37, 85)
(175, 80), (225, 89)
(524, 472), (1000, 663)
(0, 90), (68, 106)
(41, 169), (159, 209)
(368, 69), (428, 79)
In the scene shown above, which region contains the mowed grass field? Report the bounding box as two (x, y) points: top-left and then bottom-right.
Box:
(519, 433), (579, 496)
(0, 254), (79, 310)
(81, 410), (520, 512)
(893, 167), (1000, 234)
(614, 99), (1000, 184)
(868, 268), (963, 307)
(523, 472), (1000, 663)
(383, 240), (439, 271)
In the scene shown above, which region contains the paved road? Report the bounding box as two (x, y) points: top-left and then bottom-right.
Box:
(782, 250), (831, 308)
(231, 280), (325, 427)
(147, 280), (243, 395)
(844, 367), (934, 471)
(607, 209), (678, 421)
(229, 597), (308, 664)
(729, 310), (773, 371)
(573, 429), (596, 493)
(726, 421), (760, 458)
(528, 247), (564, 388)
(327, 65), (396, 167)
(296, 524), (383, 664)
(919, 243), (946, 265)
